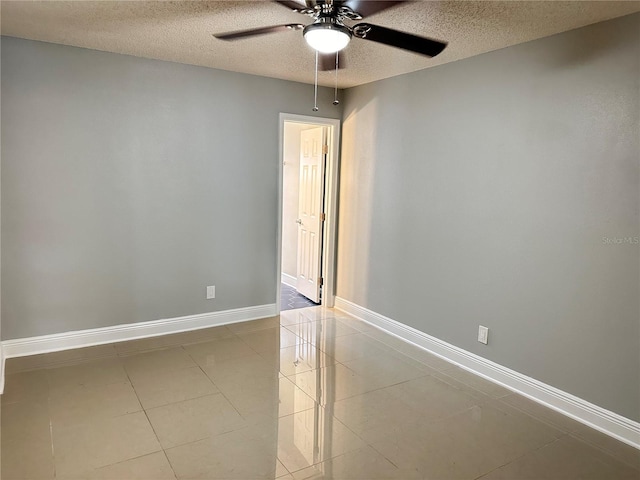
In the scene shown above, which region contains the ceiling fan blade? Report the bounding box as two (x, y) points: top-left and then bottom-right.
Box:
(214, 24), (304, 41)
(354, 23), (447, 57)
(319, 51), (347, 71)
(341, 1), (403, 17)
(274, 0), (312, 11)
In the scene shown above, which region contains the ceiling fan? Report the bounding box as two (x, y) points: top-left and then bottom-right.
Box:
(214, 0), (447, 108)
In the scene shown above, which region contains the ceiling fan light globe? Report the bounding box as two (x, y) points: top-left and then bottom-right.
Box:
(303, 24), (351, 53)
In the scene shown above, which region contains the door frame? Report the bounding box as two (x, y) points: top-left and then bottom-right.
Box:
(277, 113), (341, 312)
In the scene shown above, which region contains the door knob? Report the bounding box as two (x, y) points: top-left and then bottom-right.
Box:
(296, 219), (303, 225)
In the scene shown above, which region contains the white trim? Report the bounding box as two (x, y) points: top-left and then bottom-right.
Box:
(334, 296), (640, 450)
(277, 113), (341, 312)
(281, 273), (297, 288)
(2, 304), (277, 359)
(0, 344), (5, 394)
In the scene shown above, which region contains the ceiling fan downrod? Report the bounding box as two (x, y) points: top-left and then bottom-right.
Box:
(313, 50), (319, 112)
(333, 51), (339, 105)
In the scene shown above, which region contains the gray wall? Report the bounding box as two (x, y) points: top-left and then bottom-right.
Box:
(1, 37), (340, 340)
(336, 13), (640, 421)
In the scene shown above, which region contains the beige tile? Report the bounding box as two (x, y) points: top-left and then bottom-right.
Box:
(342, 351), (430, 388)
(171, 327), (234, 346)
(429, 369), (495, 403)
(238, 327), (303, 354)
(291, 446), (420, 480)
(2, 356), (25, 372)
(331, 312), (378, 328)
(279, 309), (318, 327)
(276, 409), (366, 473)
(392, 343), (457, 371)
(220, 419), (283, 448)
(215, 376), (280, 423)
(114, 327), (234, 355)
(436, 366), (512, 398)
(146, 393), (246, 449)
(165, 428), (279, 479)
(114, 336), (180, 355)
(1, 436), (55, 480)
(331, 388), (423, 444)
(259, 342), (338, 377)
(276, 459), (290, 478)
(362, 327), (415, 350)
(372, 402), (563, 479)
(129, 365), (219, 409)
(279, 308), (340, 326)
(52, 411), (161, 477)
(49, 381), (141, 427)
(4, 306), (634, 480)
(500, 393), (584, 433)
(316, 333), (392, 363)
(384, 374), (481, 421)
(1, 399), (51, 446)
(353, 329), (448, 372)
(201, 353), (279, 389)
(479, 435), (640, 480)
(1, 369), (49, 405)
(226, 316), (281, 334)
(47, 357), (128, 389)
(285, 318), (360, 345)
(184, 336), (255, 367)
(122, 347), (196, 377)
(5, 345), (118, 373)
(221, 376), (316, 423)
(58, 452), (177, 480)
(570, 423), (640, 470)
(290, 364), (388, 406)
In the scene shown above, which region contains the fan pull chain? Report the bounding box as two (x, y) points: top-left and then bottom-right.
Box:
(312, 50), (319, 112)
(333, 52), (339, 105)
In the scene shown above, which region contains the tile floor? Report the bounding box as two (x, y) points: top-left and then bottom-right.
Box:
(280, 284), (319, 311)
(1, 307), (638, 479)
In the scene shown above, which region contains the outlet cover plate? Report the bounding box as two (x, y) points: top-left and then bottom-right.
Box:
(478, 325), (489, 345)
(206, 285), (216, 299)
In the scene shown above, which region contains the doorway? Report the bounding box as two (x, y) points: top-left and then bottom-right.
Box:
(277, 113), (341, 312)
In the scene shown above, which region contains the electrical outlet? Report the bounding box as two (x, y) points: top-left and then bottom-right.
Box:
(478, 325), (489, 345)
(206, 285), (216, 300)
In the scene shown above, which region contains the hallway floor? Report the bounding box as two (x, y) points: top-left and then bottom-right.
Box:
(2, 307), (638, 479)
(280, 283), (319, 311)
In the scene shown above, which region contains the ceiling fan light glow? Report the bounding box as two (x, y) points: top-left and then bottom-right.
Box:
(303, 23), (351, 53)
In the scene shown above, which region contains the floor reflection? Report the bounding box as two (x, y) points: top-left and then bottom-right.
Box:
(276, 308), (344, 475)
(2, 307), (637, 479)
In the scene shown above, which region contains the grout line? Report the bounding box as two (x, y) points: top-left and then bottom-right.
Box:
(472, 435), (564, 480)
(276, 457), (292, 477)
(180, 343), (247, 420)
(121, 366), (165, 452)
(161, 449), (179, 480)
(124, 369), (180, 480)
(565, 431), (640, 472)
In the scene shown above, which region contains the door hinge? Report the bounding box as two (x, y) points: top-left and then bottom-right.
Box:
(318, 277), (323, 286)
(320, 212), (326, 222)
(322, 144), (329, 155)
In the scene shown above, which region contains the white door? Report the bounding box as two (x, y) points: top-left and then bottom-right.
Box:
(296, 127), (326, 303)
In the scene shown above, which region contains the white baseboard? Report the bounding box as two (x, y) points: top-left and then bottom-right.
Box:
(281, 273), (297, 288)
(0, 344), (5, 394)
(1, 304), (277, 359)
(334, 296), (640, 450)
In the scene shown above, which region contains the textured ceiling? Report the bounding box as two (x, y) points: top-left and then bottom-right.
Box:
(1, 1), (639, 88)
